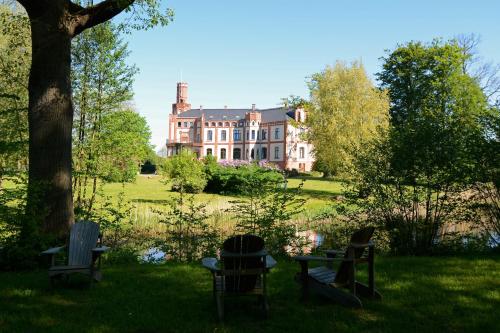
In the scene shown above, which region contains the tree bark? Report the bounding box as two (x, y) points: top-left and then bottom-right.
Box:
(19, 0), (135, 237)
(26, 3), (75, 236)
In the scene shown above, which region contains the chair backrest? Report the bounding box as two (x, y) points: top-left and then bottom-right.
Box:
(334, 227), (375, 285)
(221, 234), (266, 292)
(68, 221), (100, 266)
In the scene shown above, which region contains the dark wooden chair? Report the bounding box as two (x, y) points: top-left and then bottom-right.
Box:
(294, 227), (382, 308)
(41, 220), (109, 285)
(201, 235), (277, 320)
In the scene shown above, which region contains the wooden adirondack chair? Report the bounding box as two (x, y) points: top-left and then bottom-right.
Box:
(41, 221), (109, 285)
(201, 235), (277, 320)
(294, 227), (382, 308)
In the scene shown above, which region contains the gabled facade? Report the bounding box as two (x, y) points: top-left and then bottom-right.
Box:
(166, 82), (314, 172)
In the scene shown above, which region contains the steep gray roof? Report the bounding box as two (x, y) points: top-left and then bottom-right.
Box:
(178, 107), (293, 123)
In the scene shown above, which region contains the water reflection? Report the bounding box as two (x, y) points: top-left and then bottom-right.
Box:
(141, 247), (166, 263)
(141, 231), (327, 263)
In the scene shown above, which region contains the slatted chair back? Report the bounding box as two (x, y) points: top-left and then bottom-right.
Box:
(68, 221), (100, 266)
(221, 235), (266, 292)
(334, 227), (375, 285)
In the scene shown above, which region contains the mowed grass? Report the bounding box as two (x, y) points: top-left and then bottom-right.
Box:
(1, 255), (499, 332)
(101, 175), (343, 217)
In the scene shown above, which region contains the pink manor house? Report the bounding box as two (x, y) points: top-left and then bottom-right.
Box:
(166, 83), (315, 172)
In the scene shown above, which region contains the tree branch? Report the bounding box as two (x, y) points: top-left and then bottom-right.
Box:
(72, 0), (135, 36)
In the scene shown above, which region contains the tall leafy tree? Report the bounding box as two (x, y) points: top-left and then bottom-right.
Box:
(72, 21), (138, 213)
(349, 39), (494, 254)
(307, 61), (389, 176)
(15, 0), (173, 236)
(377, 40), (491, 184)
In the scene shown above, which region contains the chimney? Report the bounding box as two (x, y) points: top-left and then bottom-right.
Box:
(200, 105), (203, 111)
(252, 104), (256, 111)
(224, 105), (228, 110)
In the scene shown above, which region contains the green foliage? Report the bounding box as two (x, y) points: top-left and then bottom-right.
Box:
(98, 109), (153, 182)
(84, 189), (146, 264)
(154, 192), (219, 262)
(377, 39), (490, 185)
(204, 162), (283, 195)
(161, 149), (207, 193)
(347, 131), (489, 255)
(335, 39), (496, 255)
(229, 178), (307, 256)
(72, 21), (148, 215)
(307, 61), (389, 176)
(0, 6), (29, 181)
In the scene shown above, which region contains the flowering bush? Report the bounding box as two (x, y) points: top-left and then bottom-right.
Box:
(218, 159), (251, 168)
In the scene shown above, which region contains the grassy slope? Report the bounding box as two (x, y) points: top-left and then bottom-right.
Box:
(1, 255), (499, 333)
(100, 175), (343, 214)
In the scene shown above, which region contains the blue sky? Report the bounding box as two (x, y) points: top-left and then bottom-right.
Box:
(119, 0), (500, 150)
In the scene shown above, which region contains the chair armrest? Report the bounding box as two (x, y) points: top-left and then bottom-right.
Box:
(41, 246), (65, 255)
(201, 257), (220, 273)
(266, 255), (277, 269)
(92, 246), (110, 254)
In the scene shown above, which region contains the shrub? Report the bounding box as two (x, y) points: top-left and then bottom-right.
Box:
(161, 149), (207, 193)
(204, 160), (283, 195)
(154, 192), (219, 262)
(347, 134), (487, 255)
(228, 177), (307, 256)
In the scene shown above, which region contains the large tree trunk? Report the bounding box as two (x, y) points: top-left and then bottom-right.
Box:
(18, 0), (135, 238)
(27, 6), (75, 237)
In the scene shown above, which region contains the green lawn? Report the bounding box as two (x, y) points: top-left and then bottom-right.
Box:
(101, 175), (343, 211)
(1, 255), (499, 332)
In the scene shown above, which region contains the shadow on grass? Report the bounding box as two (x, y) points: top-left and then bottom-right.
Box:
(0, 255), (499, 332)
(298, 188), (343, 201)
(133, 198), (171, 205)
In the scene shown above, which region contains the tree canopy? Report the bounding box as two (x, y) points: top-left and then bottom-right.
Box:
(307, 61), (389, 176)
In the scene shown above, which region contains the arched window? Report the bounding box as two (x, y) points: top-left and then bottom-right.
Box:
(262, 147), (267, 159)
(218, 122), (223, 126)
(233, 148), (241, 159)
(220, 148), (227, 159)
(211, 122), (216, 127)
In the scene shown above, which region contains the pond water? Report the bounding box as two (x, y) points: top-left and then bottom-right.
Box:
(141, 247), (167, 263)
(140, 230), (327, 263)
(140, 232), (499, 263)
